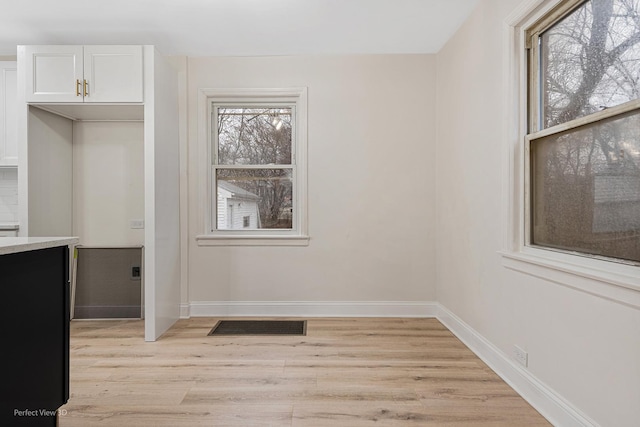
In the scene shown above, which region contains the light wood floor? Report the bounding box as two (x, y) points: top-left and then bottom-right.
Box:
(59, 317), (551, 426)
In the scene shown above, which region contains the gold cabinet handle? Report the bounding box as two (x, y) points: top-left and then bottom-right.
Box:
(76, 79), (81, 97)
(83, 79), (89, 97)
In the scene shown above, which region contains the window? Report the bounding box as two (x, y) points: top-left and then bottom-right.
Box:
(197, 88), (308, 246)
(526, 0), (640, 264)
(215, 106), (293, 232)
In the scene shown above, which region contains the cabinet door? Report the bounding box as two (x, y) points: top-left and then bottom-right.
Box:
(24, 45), (83, 103)
(0, 246), (69, 425)
(0, 61), (17, 166)
(84, 46), (143, 103)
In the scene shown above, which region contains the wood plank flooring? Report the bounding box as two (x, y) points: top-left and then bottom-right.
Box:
(59, 317), (551, 426)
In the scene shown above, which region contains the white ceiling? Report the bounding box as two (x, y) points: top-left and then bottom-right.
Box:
(0, 0), (479, 57)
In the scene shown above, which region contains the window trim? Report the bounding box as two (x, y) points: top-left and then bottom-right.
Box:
(501, 0), (640, 307)
(525, 0), (587, 132)
(196, 88), (309, 246)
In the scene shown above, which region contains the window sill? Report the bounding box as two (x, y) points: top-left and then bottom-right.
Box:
(499, 249), (640, 308)
(196, 234), (310, 247)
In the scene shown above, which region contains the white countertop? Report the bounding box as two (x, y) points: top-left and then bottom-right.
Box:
(0, 237), (79, 255)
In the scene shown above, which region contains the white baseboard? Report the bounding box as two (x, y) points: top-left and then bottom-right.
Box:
(180, 303), (190, 319)
(188, 300), (438, 317)
(436, 304), (599, 427)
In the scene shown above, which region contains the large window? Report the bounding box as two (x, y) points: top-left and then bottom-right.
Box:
(526, 0), (640, 264)
(214, 106), (294, 231)
(198, 88), (308, 246)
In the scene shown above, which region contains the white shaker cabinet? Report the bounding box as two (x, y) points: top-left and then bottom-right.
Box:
(23, 45), (143, 103)
(83, 46), (143, 103)
(0, 61), (17, 166)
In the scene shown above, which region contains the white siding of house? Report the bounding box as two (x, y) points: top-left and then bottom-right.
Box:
(216, 188), (231, 230)
(228, 199), (259, 229)
(216, 187), (260, 230)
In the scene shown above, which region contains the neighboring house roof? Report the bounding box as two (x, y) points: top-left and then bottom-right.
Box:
(218, 180), (261, 201)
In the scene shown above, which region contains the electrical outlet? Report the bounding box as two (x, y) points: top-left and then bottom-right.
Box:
(513, 345), (528, 367)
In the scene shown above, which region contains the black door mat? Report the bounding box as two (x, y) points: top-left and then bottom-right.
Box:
(208, 320), (306, 336)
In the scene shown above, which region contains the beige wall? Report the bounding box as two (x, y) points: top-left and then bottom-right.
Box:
(435, 0), (640, 426)
(186, 55), (437, 305)
(72, 121), (144, 246)
(27, 107), (73, 237)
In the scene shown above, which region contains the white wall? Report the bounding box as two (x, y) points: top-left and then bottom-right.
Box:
(187, 55), (437, 309)
(27, 106), (72, 237)
(72, 121), (144, 246)
(23, 116), (145, 245)
(144, 48), (181, 340)
(435, 0), (640, 426)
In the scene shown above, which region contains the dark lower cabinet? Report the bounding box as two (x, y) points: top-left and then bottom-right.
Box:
(0, 246), (70, 426)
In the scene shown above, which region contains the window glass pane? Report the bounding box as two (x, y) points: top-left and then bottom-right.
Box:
(541, 0), (640, 129)
(530, 110), (640, 263)
(216, 107), (292, 165)
(215, 169), (293, 230)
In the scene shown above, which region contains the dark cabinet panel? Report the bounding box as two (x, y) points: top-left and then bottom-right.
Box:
(0, 246), (69, 426)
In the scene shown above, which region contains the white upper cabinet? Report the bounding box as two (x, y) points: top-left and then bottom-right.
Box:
(83, 46), (143, 103)
(0, 61), (18, 166)
(23, 46), (82, 103)
(23, 45), (143, 103)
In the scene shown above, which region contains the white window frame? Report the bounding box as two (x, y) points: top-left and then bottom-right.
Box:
(501, 0), (640, 308)
(196, 88), (309, 246)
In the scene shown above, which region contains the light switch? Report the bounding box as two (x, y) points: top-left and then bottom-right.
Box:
(130, 219), (144, 229)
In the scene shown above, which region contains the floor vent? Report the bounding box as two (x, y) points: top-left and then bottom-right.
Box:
(208, 320), (306, 336)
